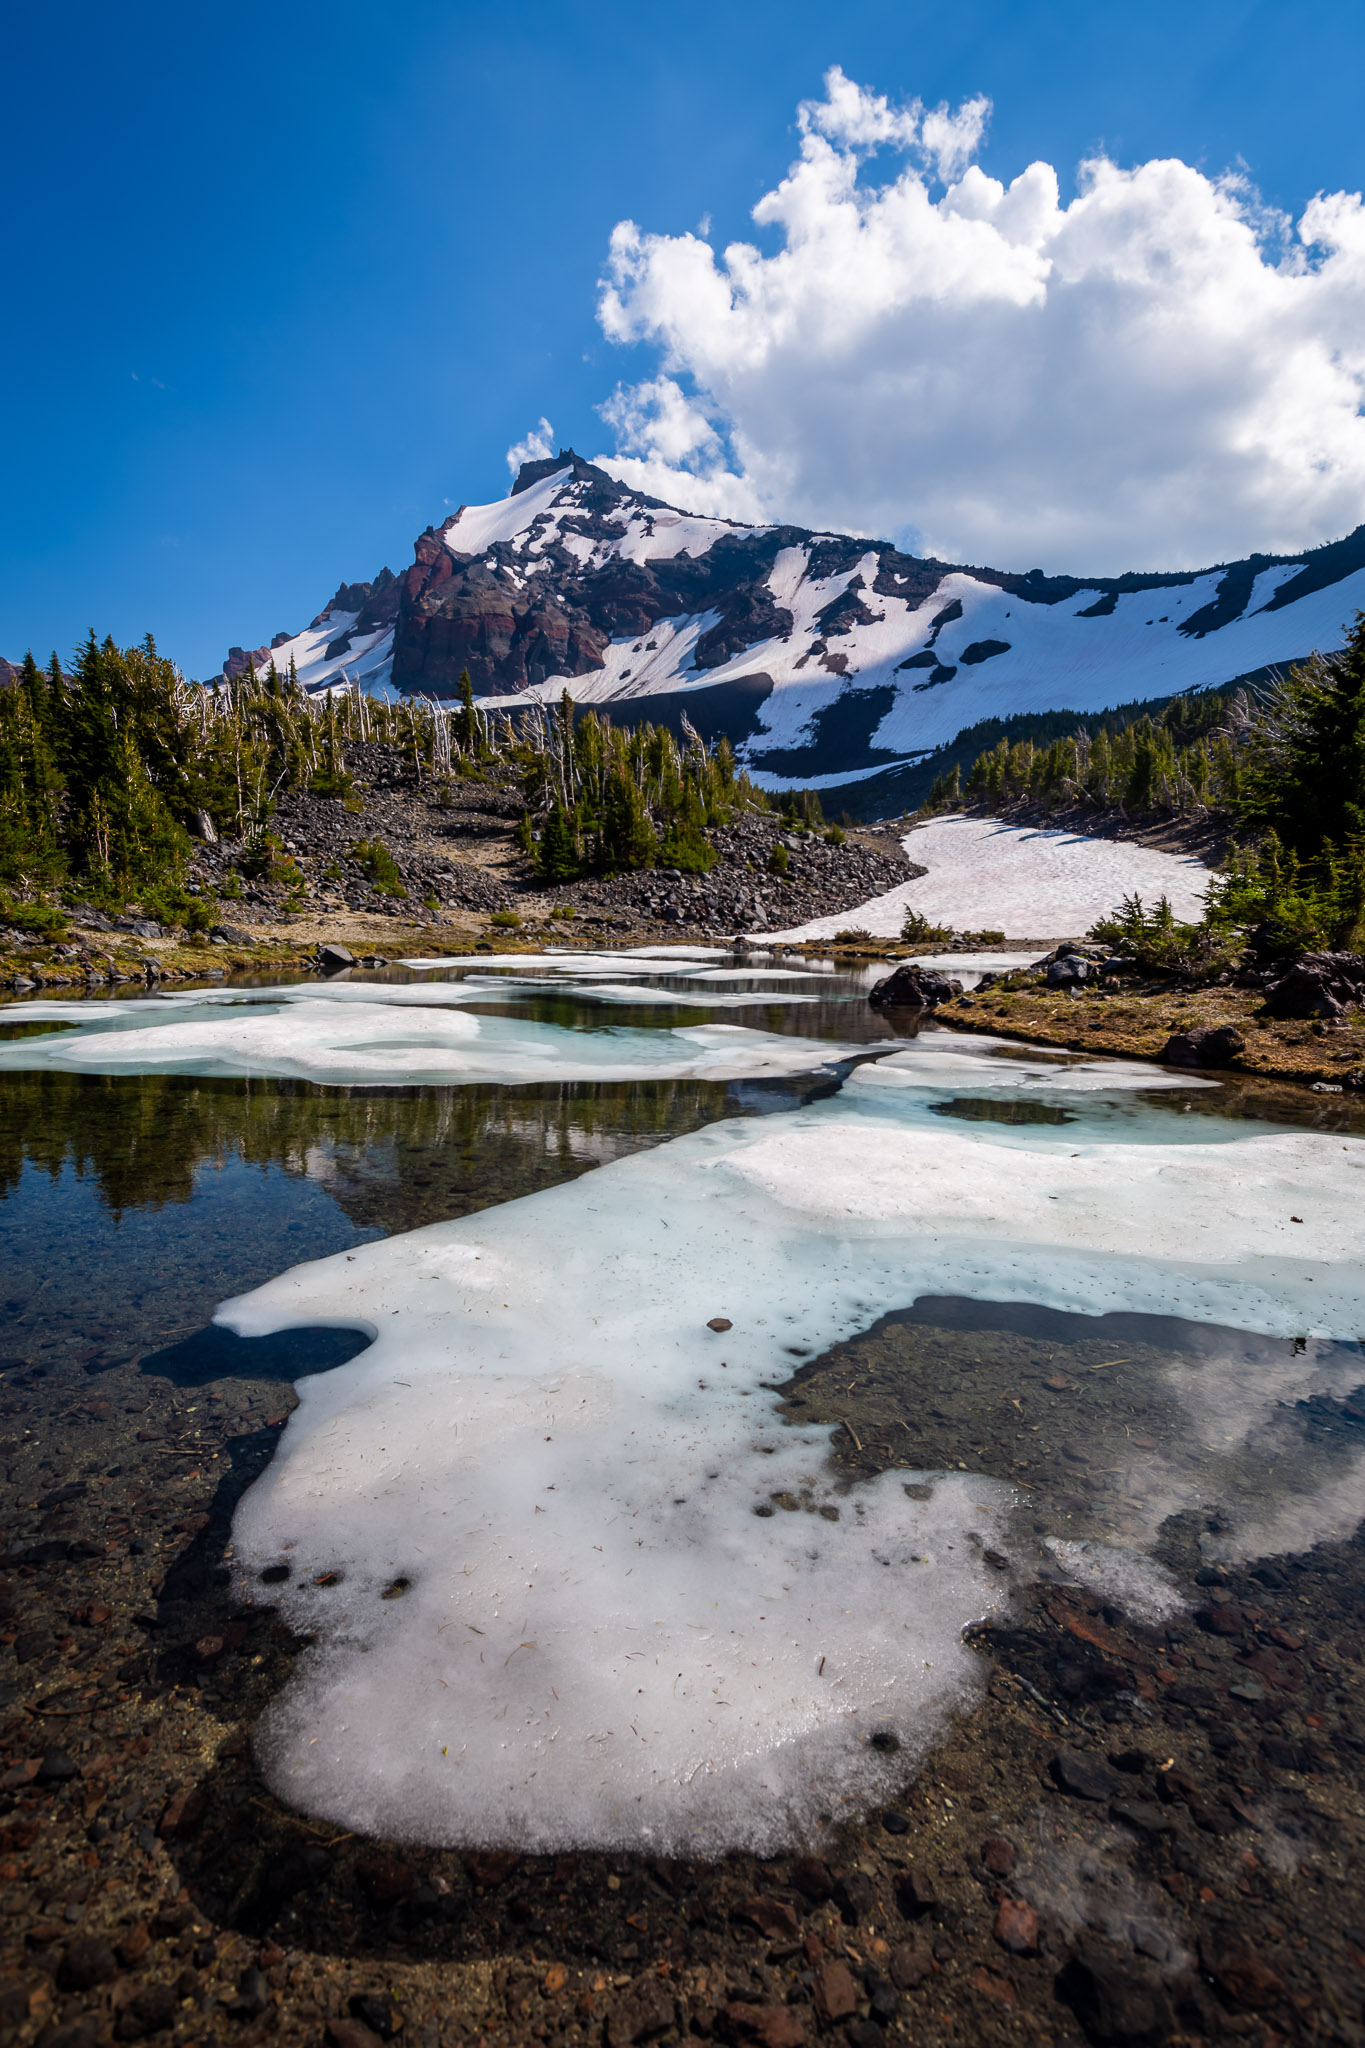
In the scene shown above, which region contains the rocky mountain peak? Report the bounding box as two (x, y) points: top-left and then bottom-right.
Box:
(226, 472), (1365, 804)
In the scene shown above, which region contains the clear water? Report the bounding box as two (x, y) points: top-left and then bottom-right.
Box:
(2, 950), (1360, 1440)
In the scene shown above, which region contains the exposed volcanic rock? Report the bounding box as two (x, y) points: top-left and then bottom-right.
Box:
(223, 643), (274, 681)
(317, 569), (401, 652)
(813, 580), (880, 639)
(393, 525), (611, 696)
(1261, 950), (1365, 1020)
(694, 584), (795, 669)
(392, 456), (804, 696)
(868, 963), (964, 1008)
(320, 570), (400, 631)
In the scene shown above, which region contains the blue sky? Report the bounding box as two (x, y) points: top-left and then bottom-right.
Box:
(3, 0), (1364, 678)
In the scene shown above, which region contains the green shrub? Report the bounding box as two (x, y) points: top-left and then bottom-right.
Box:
(1089, 893), (1241, 977)
(489, 909), (521, 928)
(348, 837), (407, 898)
(1, 899), (69, 938)
(901, 907), (954, 945)
(238, 833), (278, 881)
(768, 844), (789, 876)
(141, 881), (213, 934)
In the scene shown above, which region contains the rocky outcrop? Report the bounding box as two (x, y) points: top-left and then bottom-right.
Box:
(392, 532), (611, 695)
(1161, 1023), (1246, 1067)
(868, 963), (964, 1008)
(390, 456), (805, 696)
(1261, 952), (1365, 1020)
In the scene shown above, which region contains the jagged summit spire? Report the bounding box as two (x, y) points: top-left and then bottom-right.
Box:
(510, 448), (616, 497)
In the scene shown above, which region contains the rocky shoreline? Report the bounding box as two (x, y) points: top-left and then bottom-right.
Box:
(926, 951), (1365, 1093)
(0, 755), (913, 993)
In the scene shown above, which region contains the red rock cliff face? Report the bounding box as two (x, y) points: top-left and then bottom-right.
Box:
(391, 527), (609, 696)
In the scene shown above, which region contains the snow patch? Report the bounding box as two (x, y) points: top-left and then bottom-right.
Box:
(767, 815), (1212, 941)
(443, 467), (575, 558)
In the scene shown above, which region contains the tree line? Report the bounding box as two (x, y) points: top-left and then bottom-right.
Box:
(921, 688), (1243, 817)
(0, 636), (785, 924)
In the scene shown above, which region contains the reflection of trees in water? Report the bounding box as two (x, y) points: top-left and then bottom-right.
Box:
(0, 1071), (737, 1230)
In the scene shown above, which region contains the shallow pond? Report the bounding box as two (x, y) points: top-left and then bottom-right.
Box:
(2, 950), (1363, 1861)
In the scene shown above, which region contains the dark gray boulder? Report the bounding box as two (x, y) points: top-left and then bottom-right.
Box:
(1161, 1023), (1246, 1068)
(869, 963), (963, 1008)
(1262, 951), (1365, 1020)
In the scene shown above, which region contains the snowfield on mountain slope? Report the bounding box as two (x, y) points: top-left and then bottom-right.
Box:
(498, 545), (1365, 767)
(765, 814), (1213, 941)
(442, 474), (1363, 752)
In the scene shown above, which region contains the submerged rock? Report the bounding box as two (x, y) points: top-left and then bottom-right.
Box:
(1049, 1747), (1119, 1801)
(1055, 1945), (1174, 2047)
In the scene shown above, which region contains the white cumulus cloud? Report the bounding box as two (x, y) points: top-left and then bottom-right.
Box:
(506, 417), (556, 473)
(596, 378), (765, 521)
(593, 68), (1365, 572)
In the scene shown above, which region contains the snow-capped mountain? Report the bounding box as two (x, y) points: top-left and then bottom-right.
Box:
(233, 451), (1365, 794)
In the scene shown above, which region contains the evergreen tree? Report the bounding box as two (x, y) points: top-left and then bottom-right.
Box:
(454, 670), (478, 754)
(1238, 612), (1365, 855)
(599, 766), (657, 870)
(538, 797), (581, 883)
(1124, 723), (1158, 809)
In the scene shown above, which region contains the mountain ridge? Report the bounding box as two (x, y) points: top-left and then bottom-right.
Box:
(225, 451), (1365, 796)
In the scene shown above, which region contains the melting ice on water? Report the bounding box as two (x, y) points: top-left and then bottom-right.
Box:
(0, 987), (861, 1086)
(211, 1029), (1365, 1853)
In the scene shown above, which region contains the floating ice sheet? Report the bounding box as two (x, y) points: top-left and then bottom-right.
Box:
(219, 1033), (1365, 1853)
(894, 950), (1048, 982)
(562, 984), (823, 1010)
(0, 996), (867, 1088)
(399, 947), (728, 971)
(851, 1038), (1217, 1097)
